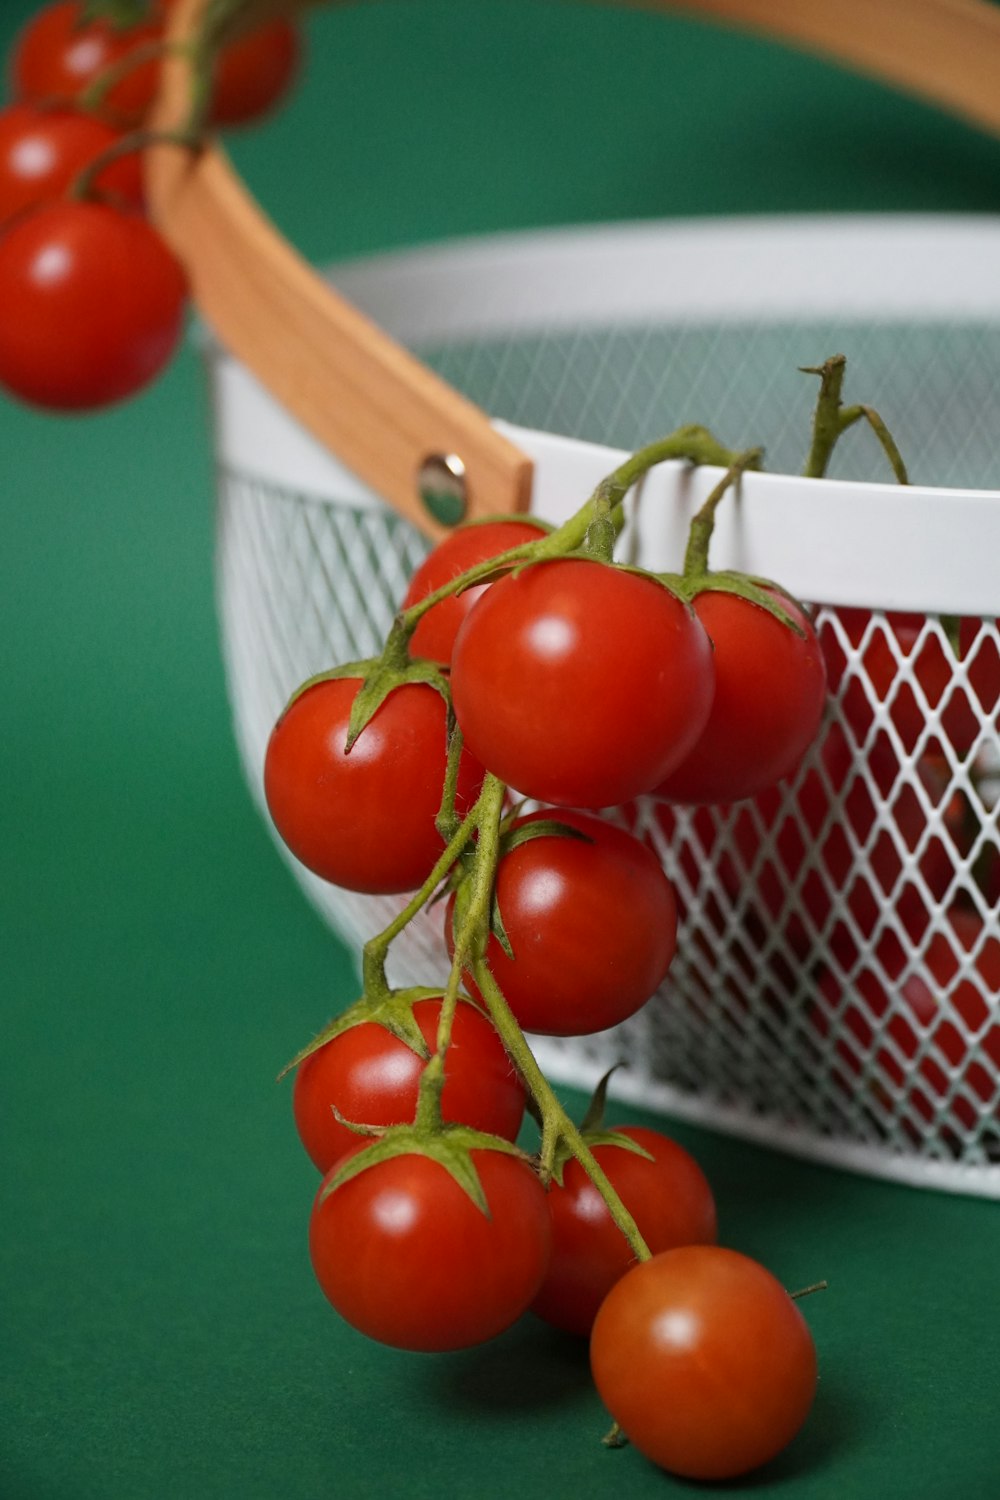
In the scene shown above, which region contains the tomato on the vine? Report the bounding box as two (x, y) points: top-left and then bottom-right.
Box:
(590, 1245), (817, 1480)
(450, 558), (714, 807)
(263, 676), (484, 894)
(0, 104), (145, 228)
(309, 1145), (551, 1351)
(654, 586), (827, 805)
(10, 2), (164, 125)
(531, 1126), (716, 1336)
(446, 809), (677, 1035)
(207, 19), (301, 126)
(401, 516), (547, 666)
(293, 997), (525, 1174)
(0, 200), (186, 410)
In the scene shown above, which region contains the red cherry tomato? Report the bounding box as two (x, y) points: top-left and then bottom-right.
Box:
(450, 558), (715, 808)
(293, 997), (525, 1174)
(811, 909), (1000, 1137)
(10, 2), (164, 125)
(590, 1245), (818, 1480)
(654, 587), (827, 805)
(263, 676), (484, 895)
(531, 1126), (717, 1336)
(0, 200), (186, 410)
(401, 517), (548, 666)
(209, 19), (301, 127)
(827, 608), (1000, 756)
(309, 1145), (551, 1351)
(0, 104), (145, 228)
(446, 810), (677, 1035)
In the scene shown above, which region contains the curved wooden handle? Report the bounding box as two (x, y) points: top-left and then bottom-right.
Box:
(146, 0), (1000, 535)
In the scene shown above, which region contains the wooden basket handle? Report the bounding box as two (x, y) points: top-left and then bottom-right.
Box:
(146, 0), (1000, 536)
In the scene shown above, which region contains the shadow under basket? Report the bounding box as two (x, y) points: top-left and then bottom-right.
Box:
(207, 214), (1000, 1199)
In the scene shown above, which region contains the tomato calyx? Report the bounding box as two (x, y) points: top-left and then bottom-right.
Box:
(279, 640), (454, 755)
(665, 444), (813, 637)
(318, 1120), (531, 1218)
(277, 984), (457, 1081)
(543, 1068), (655, 1188)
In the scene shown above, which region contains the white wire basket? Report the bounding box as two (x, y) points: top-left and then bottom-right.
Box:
(207, 214), (1000, 1199)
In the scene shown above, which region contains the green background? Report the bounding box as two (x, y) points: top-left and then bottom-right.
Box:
(2, 3), (999, 1497)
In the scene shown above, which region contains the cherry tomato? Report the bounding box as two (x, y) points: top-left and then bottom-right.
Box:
(590, 1245), (817, 1480)
(0, 104), (145, 228)
(293, 996), (525, 1174)
(446, 810), (677, 1035)
(208, 19), (301, 126)
(309, 1145), (551, 1351)
(531, 1126), (717, 1336)
(401, 517), (547, 666)
(10, 2), (164, 125)
(0, 200), (186, 410)
(827, 608), (1000, 756)
(811, 909), (1000, 1137)
(654, 586), (827, 805)
(263, 676), (484, 894)
(450, 558), (714, 808)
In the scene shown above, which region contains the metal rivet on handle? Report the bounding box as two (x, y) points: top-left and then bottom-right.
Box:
(417, 453), (467, 526)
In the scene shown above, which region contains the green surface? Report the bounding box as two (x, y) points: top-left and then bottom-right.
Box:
(2, 3), (1000, 1497)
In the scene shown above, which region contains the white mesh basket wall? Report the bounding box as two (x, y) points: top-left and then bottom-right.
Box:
(209, 216), (1000, 1198)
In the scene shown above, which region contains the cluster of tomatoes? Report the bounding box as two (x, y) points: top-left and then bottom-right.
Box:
(263, 461), (827, 1481)
(0, 0), (301, 410)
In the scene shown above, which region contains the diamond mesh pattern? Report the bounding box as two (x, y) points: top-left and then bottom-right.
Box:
(213, 317), (1000, 1198)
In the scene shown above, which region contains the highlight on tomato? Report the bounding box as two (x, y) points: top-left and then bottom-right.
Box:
(0, 198), (187, 410)
(531, 1125), (717, 1336)
(401, 516), (548, 666)
(0, 103), (145, 229)
(263, 675), (484, 895)
(309, 1143), (551, 1352)
(292, 996), (525, 1174)
(450, 557), (715, 808)
(9, 1), (165, 125)
(446, 809), (678, 1036)
(590, 1244), (818, 1480)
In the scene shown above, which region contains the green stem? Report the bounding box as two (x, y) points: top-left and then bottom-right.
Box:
(78, 37), (182, 118)
(802, 355), (908, 484)
(70, 125), (202, 202)
(681, 447), (764, 579)
(472, 957), (651, 1263)
(360, 796), (481, 997)
(398, 425), (744, 641)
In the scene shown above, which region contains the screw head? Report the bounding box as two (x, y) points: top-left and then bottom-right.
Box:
(417, 452), (467, 526)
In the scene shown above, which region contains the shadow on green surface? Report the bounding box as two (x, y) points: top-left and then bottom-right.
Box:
(425, 1318), (594, 1417)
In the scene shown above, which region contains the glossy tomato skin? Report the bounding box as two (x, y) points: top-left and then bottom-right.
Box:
(655, 587), (827, 805)
(293, 997), (525, 1174)
(591, 1245), (817, 1480)
(451, 559), (714, 808)
(0, 104), (145, 228)
(402, 517), (547, 666)
(531, 1126), (717, 1336)
(447, 810), (677, 1035)
(0, 200), (186, 410)
(309, 1146), (551, 1351)
(208, 19), (301, 126)
(10, 2), (164, 125)
(263, 676), (484, 894)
